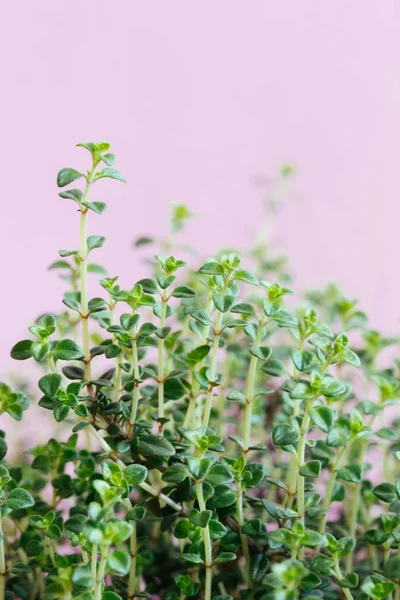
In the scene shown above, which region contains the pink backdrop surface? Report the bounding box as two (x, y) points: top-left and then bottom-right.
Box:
(1, 1), (400, 374)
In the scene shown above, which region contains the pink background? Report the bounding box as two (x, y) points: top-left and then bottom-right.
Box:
(1, 1), (400, 374)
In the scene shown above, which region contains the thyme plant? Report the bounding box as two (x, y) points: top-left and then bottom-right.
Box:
(1, 141), (400, 600)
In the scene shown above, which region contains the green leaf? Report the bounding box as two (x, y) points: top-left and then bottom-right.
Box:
(189, 509), (212, 528)
(373, 482), (397, 503)
(138, 435), (176, 458)
(162, 464), (189, 484)
(164, 378), (186, 400)
(125, 464), (148, 485)
(291, 350), (315, 371)
(213, 294), (235, 313)
(57, 168), (84, 187)
(338, 573), (359, 589)
(107, 550), (131, 575)
(191, 310), (212, 326)
(182, 553), (203, 564)
(338, 348), (361, 368)
(214, 552), (237, 563)
(241, 519), (263, 536)
(209, 485), (236, 508)
(268, 528), (294, 546)
(31, 341), (50, 362)
(231, 303), (256, 316)
(126, 506), (146, 522)
(11, 562), (31, 574)
(6, 488), (35, 510)
(198, 261), (224, 276)
(226, 390), (246, 402)
(54, 339), (83, 361)
(82, 201), (107, 214)
(300, 572), (322, 591)
(120, 313), (140, 331)
(58, 188), (83, 202)
(38, 374), (62, 398)
(383, 555), (400, 579)
(96, 167), (126, 182)
(337, 464), (363, 484)
(299, 460), (321, 478)
(302, 529), (324, 547)
(10, 340), (33, 360)
(171, 286), (196, 298)
(87, 235), (106, 251)
(262, 358), (286, 377)
(309, 406), (335, 433)
(0, 438), (7, 461)
(207, 463), (234, 486)
(71, 566), (93, 588)
(187, 345), (211, 366)
(209, 519), (227, 540)
(54, 404), (70, 422)
(272, 424), (300, 447)
(250, 346), (272, 361)
(235, 269), (259, 285)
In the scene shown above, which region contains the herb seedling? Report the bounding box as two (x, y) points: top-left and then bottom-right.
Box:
(1, 142), (399, 600)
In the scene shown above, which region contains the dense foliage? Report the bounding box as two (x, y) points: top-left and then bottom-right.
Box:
(1, 142), (400, 600)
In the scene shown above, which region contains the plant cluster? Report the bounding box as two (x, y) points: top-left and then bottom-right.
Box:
(1, 142), (400, 600)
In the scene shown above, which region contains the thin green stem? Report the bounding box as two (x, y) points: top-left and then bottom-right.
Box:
(79, 165), (96, 390)
(333, 557), (354, 600)
(94, 545), (108, 600)
(86, 426), (184, 513)
(91, 544), (98, 584)
(243, 319), (264, 453)
(128, 521), (137, 599)
(345, 414), (376, 572)
(109, 298), (122, 404)
(128, 334), (140, 439)
(295, 402), (312, 560)
(183, 372), (199, 430)
(236, 481), (251, 587)
(296, 407), (311, 523)
(196, 482), (212, 600)
(318, 445), (347, 535)
(0, 519), (5, 600)
(139, 481), (183, 513)
(45, 537), (57, 568)
(202, 311), (223, 428)
(157, 294), (168, 430)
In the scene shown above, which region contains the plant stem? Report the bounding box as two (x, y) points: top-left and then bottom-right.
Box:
(236, 480), (251, 587)
(345, 441), (367, 572)
(318, 445), (347, 535)
(0, 519), (5, 600)
(109, 297), (122, 404)
(243, 319), (264, 453)
(139, 481), (183, 513)
(128, 521), (137, 600)
(45, 537), (57, 568)
(157, 293), (168, 430)
(196, 482), (212, 600)
(183, 372), (199, 430)
(87, 426), (184, 513)
(94, 545), (108, 600)
(296, 406), (311, 524)
(128, 334), (140, 439)
(333, 557), (354, 600)
(296, 402), (311, 560)
(91, 544), (98, 583)
(79, 166), (96, 389)
(202, 311), (223, 428)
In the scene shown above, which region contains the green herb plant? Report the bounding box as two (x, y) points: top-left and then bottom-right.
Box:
(1, 142), (400, 600)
